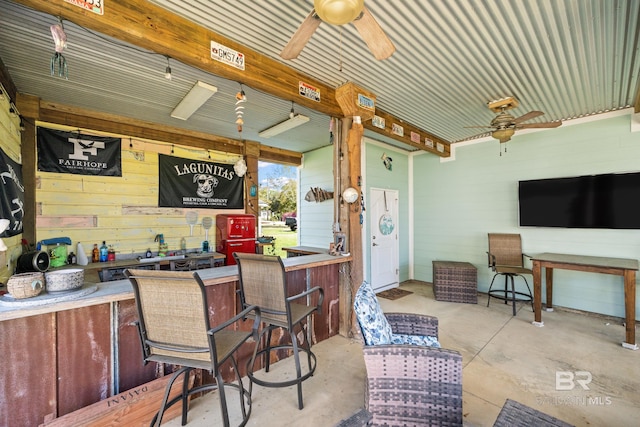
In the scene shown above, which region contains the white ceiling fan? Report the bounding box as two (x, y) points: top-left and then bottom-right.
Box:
(280, 0), (395, 61)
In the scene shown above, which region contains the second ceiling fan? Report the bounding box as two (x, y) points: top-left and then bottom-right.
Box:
(466, 97), (562, 143)
(281, 0), (395, 61)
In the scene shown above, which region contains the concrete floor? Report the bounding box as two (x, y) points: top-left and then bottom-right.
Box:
(163, 280), (640, 426)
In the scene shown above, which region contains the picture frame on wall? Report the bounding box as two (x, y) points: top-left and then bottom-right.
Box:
(332, 232), (346, 255)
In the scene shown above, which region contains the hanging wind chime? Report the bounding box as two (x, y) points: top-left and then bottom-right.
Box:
(235, 85), (246, 133)
(50, 18), (68, 79)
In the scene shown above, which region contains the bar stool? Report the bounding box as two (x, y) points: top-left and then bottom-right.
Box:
(233, 252), (324, 410)
(486, 233), (534, 316)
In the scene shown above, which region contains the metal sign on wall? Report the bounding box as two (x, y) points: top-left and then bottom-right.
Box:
(37, 128), (122, 176)
(0, 147), (24, 237)
(158, 154), (244, 209)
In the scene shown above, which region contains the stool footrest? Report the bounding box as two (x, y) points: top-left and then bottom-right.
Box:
(487, 289), (532, 302)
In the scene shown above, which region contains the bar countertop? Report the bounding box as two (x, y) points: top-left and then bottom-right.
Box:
(0, 253), (351, 322)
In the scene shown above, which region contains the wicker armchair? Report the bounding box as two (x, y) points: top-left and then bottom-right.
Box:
(354, 281), (463, 426)
(125, 269), (261, 427)
(487, 233), (534, 315)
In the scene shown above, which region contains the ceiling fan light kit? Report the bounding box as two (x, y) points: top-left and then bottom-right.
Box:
(314, 0), (364, 25)
(170, 80), (218, 120)
(492, 128), (515, 143)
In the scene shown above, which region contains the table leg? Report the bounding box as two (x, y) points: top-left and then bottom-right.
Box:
(623, 269), (638, 350)
(532, 260), (543, 326)
(545, 267), (554, 311)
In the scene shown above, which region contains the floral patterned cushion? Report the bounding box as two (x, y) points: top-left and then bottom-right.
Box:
(390, 333), (441, 348)
(354, 281), (393, 345)
(354, 281), (442, 348)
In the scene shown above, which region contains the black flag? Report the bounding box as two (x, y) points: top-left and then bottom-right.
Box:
(158, 154), (244, 209)
(37, 128), (122, 176)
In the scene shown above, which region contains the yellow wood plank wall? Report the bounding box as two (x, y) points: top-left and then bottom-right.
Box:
(0, 85), (24, 285)
(35, 125), (246, 262)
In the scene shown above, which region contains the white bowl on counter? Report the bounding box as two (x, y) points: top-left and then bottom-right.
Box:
(45, 269), (85, 292)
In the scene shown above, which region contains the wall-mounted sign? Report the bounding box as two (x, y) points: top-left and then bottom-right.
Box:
(37, 128), (122, 176)
(436, 142), (445, 153)
(158, 155), (243, 209)
(299, 81), (321, 102)
(372, 115), (385, 129)
(357, 94), (375, 111)
(211, 41), (245, 70)
(391, 123), (404, 137)
(64, 0), (104, 15)
(425, 138), (434, 148)
(0, 147), (23, 238)
(410, 131), (420, 143)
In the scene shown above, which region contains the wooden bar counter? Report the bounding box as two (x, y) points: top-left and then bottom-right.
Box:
(0, 253), (351, 427)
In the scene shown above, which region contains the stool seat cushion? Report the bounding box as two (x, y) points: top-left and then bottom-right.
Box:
(390, 333), (440, 347)
(354, 281), (393, 345)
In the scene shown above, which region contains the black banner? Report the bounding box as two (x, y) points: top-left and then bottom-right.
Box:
(158, 154), (244, 209)
(37, 128), (122, 176)
(0, 147), (24, 237)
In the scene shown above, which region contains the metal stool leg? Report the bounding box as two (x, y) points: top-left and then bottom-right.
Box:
(509, 275), (517, 316)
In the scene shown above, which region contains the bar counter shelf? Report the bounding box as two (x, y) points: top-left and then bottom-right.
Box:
(0, 253), (351, 426)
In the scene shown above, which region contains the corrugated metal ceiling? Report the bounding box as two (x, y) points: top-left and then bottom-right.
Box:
(0, 0), (639, 154)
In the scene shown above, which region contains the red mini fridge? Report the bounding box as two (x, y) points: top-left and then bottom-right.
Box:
(216, 214), (256, 265)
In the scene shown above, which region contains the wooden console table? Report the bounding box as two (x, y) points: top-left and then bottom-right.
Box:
(531, 253), (638, 350)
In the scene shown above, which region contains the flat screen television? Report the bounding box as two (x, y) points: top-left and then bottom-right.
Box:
(518, 172), (640, 229)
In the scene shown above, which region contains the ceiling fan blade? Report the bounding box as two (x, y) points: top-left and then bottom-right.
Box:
(517, 121), (562, 129)
(352, 7), (396, 60)
(512, 110), (544, 124)
(464, 125), (494, 129)
(280, 10), (321, 60)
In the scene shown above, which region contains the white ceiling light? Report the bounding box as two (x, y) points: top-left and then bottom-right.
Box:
(171, 80), (218, 120)
(314, 0), (364, 25)
(259, 114), (310, 138)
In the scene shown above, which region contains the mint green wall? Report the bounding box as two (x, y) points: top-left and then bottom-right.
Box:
(364, 142), (410, 284)
(299, 140), (411, 284)
(413, 113), (640, 319)
(299, 145), (335, 248)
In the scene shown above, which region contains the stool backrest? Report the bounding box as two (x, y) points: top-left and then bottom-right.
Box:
(488, 233), (524, 268)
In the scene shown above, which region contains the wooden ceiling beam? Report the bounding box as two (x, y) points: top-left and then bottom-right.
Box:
(13, 0), (450, 155)
(17, 97), (303, 164)
(365, 109), (451, 157)
(13, 0), (342, 117)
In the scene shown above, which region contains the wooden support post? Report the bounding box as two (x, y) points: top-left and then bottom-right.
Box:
(336, 118), (364, 338)
(243, 141), (260, 220)
(17, 93), (39, 247)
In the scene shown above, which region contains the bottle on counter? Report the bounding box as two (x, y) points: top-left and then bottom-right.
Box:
(99, 241), (108, 262)
(67, 251), (77, 265)
(146, 248), (153, 258)
(107, 245), (116, 262)
(92, 244), (100, 263)
(76, 242), (89, 266)
(180, 237), (187, 252)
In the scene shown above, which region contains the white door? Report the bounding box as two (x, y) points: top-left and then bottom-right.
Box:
(370, 188), (399, 291)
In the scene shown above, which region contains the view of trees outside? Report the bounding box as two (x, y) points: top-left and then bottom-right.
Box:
(259, 163), (297, 220)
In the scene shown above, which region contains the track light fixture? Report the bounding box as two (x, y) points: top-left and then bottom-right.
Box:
(170, 80), (218, 120)
(258, 102), (310, 138)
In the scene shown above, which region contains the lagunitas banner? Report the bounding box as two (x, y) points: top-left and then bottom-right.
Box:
(0, 147), (24, 237)
(37, 128), (122, 176)
(158, 154), (244, 209)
